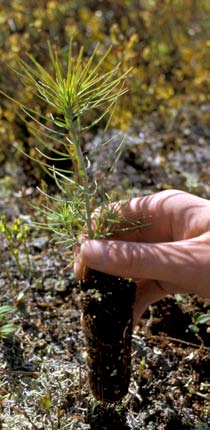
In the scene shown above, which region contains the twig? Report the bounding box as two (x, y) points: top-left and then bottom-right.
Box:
(0, 369), (39, 377)
(151, 334), (210, 351)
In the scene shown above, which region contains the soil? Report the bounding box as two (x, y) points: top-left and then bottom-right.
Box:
(81, 270), (136, 403)
(0, 108), (210, 429)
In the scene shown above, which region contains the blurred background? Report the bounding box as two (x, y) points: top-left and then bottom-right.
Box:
(0, 0), (209, 180)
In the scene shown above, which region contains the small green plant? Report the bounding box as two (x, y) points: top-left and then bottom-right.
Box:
(3, 43), (133, 253)
(189, 312), (210, 335)
(0, 215), (31, 275)
(0, 304), (17, 338)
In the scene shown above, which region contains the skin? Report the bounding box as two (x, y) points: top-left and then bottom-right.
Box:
(74, 189), (210, 326)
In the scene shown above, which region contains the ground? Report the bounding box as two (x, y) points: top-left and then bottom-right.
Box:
(0, 107), (209, 429)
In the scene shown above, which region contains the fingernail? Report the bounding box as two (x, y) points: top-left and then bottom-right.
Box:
(73, 254), (84, 278)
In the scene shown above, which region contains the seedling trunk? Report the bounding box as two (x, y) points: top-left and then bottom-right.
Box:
(80, 269), (136, 402)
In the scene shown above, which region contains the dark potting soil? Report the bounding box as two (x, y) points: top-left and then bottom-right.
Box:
(80, 270), (136, 403)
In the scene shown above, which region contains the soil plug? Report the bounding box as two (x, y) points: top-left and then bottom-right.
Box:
(81, 270), (136, 402)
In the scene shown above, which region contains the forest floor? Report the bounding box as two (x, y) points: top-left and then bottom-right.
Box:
(0, 106), (209, 429)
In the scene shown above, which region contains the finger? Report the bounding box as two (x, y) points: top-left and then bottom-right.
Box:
(98, 190), (210, 243)
(133, 279), (166, 326)
(92, 191), (173, 242)
(76, 235), (210, 296)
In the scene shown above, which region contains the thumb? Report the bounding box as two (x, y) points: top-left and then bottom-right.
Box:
(74, 236), (210, 296)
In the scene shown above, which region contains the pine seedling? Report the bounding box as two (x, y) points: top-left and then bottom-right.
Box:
(4, 43), (139, 402)
(4, 43), (132, 252)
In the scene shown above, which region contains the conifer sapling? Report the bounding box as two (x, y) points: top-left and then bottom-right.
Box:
(3, 42), (142, 402)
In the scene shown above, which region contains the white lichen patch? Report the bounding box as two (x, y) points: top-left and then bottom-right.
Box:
(1, 357), (90, 430)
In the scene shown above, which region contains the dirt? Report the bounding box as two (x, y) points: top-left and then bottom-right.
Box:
(81, 270), (136, 403)
(0, 109), (209, 429)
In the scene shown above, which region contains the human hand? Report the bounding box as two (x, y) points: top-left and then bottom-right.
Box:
(74, 190), (210, 325)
